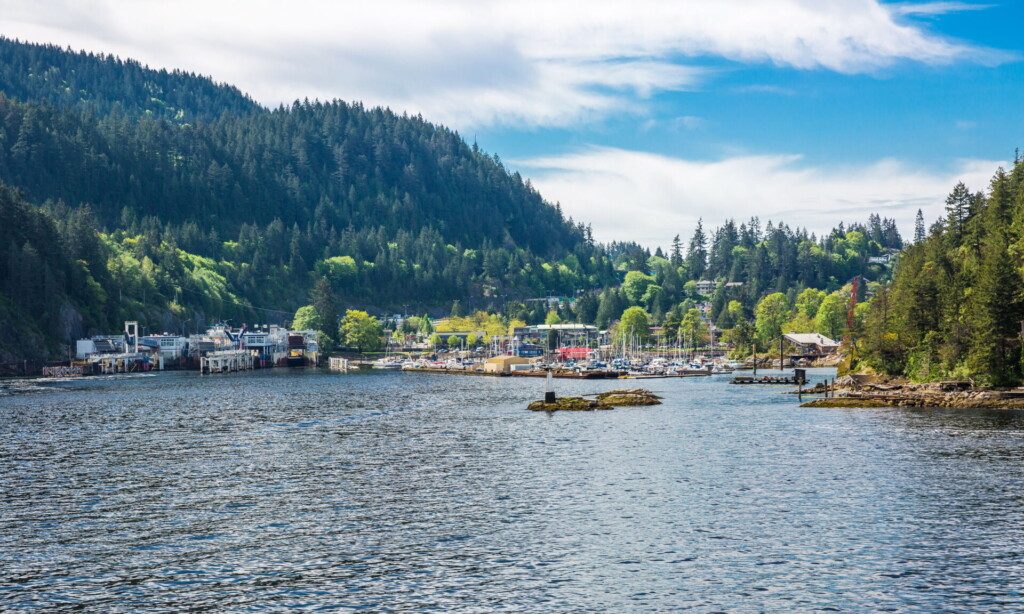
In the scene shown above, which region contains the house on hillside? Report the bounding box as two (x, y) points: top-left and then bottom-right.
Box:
(696, 280), (716, 295)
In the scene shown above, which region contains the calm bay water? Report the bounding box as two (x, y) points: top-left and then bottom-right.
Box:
(3, 368), (1024, 611)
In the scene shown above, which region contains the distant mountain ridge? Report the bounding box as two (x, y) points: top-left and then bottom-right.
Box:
(0, 37), (259, 121)
(0, 37), (584, 255)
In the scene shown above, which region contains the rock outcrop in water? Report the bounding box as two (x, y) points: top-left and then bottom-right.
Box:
(527, 389), (662, 411)
(801, 375), (1024, 409)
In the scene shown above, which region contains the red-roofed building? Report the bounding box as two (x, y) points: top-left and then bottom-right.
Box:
(557, 347), (593, 361)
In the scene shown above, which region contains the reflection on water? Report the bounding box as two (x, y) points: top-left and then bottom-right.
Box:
(2, 368), (1024, 610)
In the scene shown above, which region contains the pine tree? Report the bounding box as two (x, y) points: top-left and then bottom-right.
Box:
(310, 276), (339, 344)
(670, 234), (683, 266)
(595, 289), (622, 330)
(686, 220), (708, 280)
(914, 209), (926, 243)
(945, 182), (971, 244)
(969, 228), (1022, 386)
(574, 292), (599, 324)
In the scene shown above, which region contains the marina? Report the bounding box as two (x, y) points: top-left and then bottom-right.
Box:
(32, 319), (826, 386)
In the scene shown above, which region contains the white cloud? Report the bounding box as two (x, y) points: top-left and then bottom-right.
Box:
(733, 84), (799, 96)
(0, 0), (1007, 129)
(517, 147), (1003, 247)
(891, 2), (992, 16)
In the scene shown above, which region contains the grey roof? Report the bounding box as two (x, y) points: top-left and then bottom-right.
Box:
(784, 333), (840, 347)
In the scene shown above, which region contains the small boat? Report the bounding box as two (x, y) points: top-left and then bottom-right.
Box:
(372, 358), (403, 370)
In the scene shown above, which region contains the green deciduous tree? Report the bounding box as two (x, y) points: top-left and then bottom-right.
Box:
(617, 306), (651, 345)
(795, 288), (826, 319)
(754, 292), (790, 345)
(338, 309), (383, 353)
(291, 305), (320, 331)
(814, 292), (848, 340)
(678, 308), (707, 349)
(622, 270), (655, 305)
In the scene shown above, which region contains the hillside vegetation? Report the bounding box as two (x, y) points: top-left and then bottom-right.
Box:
(0, 37), (906, 361)
(858, 158), (1024, 386)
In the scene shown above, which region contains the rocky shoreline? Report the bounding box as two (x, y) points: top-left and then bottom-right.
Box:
(801, 375), (1024, 409)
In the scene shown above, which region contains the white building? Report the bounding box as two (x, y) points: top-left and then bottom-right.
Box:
(696, 280), (716, 296)
(142, 334), (189, 361)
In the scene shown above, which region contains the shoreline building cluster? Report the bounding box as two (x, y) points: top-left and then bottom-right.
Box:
(69, 321), (320, 375)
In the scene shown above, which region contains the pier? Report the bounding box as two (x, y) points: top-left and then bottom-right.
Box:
(328, 357), (351, 372)
(97, 353), (151, 374)
(731, 369), (808, 386)
(200, 350), (254, 374)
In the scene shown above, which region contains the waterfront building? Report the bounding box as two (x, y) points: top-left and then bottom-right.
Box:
(141, 334), (189, 363)
(75, 336), (124, 359)
(483, 355), (531, 374)
(783, 333), (840, 357)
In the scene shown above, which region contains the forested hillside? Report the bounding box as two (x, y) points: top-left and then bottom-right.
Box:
(0, 38), (906, 361)
(0, 38), (258, 121)
(583, 214), (901, 329)
(859, 158), (1024, 386)
(0, 38), (613, 360)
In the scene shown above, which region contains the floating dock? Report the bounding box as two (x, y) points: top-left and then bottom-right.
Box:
(731, 374), (806, 385)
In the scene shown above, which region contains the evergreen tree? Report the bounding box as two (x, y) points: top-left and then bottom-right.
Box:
(914, 209), (926, 243)
(574, 292), (599, 324)
(670, 234), (683, 266)
(945, 182), (971, 244)
(310, 276), (339, 344)
(595, 289), (622, 330)
(686, 219), (708, 280)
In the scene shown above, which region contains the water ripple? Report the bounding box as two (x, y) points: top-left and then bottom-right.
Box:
(3, 369), (1024, 610)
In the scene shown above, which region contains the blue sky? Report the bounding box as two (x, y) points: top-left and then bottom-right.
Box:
(482, 2), (1024, 167)
(2, 0), (1021, 246)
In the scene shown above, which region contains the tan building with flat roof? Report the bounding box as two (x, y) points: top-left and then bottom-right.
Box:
(483, 355), (531, 374)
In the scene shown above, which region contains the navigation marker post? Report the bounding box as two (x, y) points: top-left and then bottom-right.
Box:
(545, 369), (556, 403)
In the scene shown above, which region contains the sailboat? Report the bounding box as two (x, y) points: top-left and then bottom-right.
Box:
(372, 339), (404, 369)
